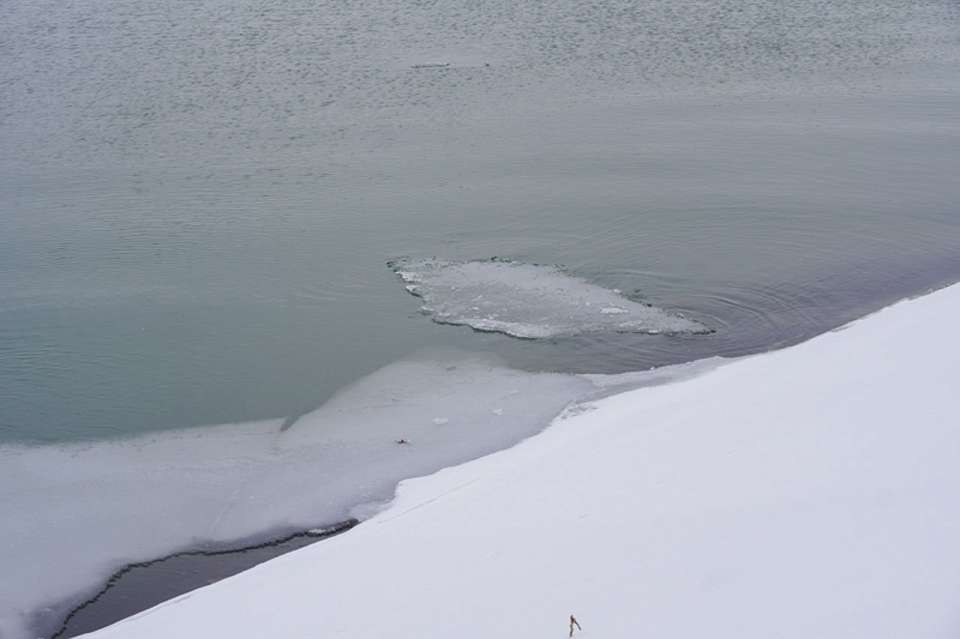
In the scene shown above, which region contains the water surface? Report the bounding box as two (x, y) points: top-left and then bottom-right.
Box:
(3, 0), (959, 443)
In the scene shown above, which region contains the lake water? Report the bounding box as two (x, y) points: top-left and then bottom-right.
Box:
(2, 0), (960, 636)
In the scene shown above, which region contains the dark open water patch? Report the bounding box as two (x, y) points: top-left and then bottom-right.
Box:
(42, 520), (356, 639)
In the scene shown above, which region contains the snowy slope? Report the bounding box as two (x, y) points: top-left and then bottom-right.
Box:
(85, 284), (960, 639)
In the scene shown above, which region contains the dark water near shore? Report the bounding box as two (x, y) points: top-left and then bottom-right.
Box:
(2, 0), (960, 636)
(40, 521), (356, 639)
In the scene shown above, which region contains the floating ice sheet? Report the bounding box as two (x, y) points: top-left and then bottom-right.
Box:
(389, 258), (709, 338)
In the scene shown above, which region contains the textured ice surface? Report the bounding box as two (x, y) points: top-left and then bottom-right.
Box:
(390, 259), (709, 338)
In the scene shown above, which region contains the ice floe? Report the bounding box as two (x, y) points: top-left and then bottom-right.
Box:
(388, 258), (710, 338)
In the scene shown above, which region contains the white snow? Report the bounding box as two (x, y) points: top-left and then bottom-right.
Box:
(83, 283), (960, 639)
(389, 258), (709, 338)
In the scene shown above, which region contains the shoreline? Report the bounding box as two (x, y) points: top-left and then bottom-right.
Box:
(24, 281), (958, 639)
(22, 354), (724, 639)
(80, 281), (960, 639)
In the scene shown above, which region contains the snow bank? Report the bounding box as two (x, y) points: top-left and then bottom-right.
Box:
(389, 258), (709, 338)
(85, 283), (960, 639)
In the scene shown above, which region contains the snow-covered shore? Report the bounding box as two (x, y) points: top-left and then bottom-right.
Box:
(81, 283), (960, 639)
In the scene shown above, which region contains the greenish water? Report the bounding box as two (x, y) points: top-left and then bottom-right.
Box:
(0, 81), (960, 441)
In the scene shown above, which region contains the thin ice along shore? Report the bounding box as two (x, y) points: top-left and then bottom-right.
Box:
(82, 283), (960, 639)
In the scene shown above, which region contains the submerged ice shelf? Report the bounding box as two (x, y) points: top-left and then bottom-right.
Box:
(0, 353), (713, 639)
(389, 258), (710, 338)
